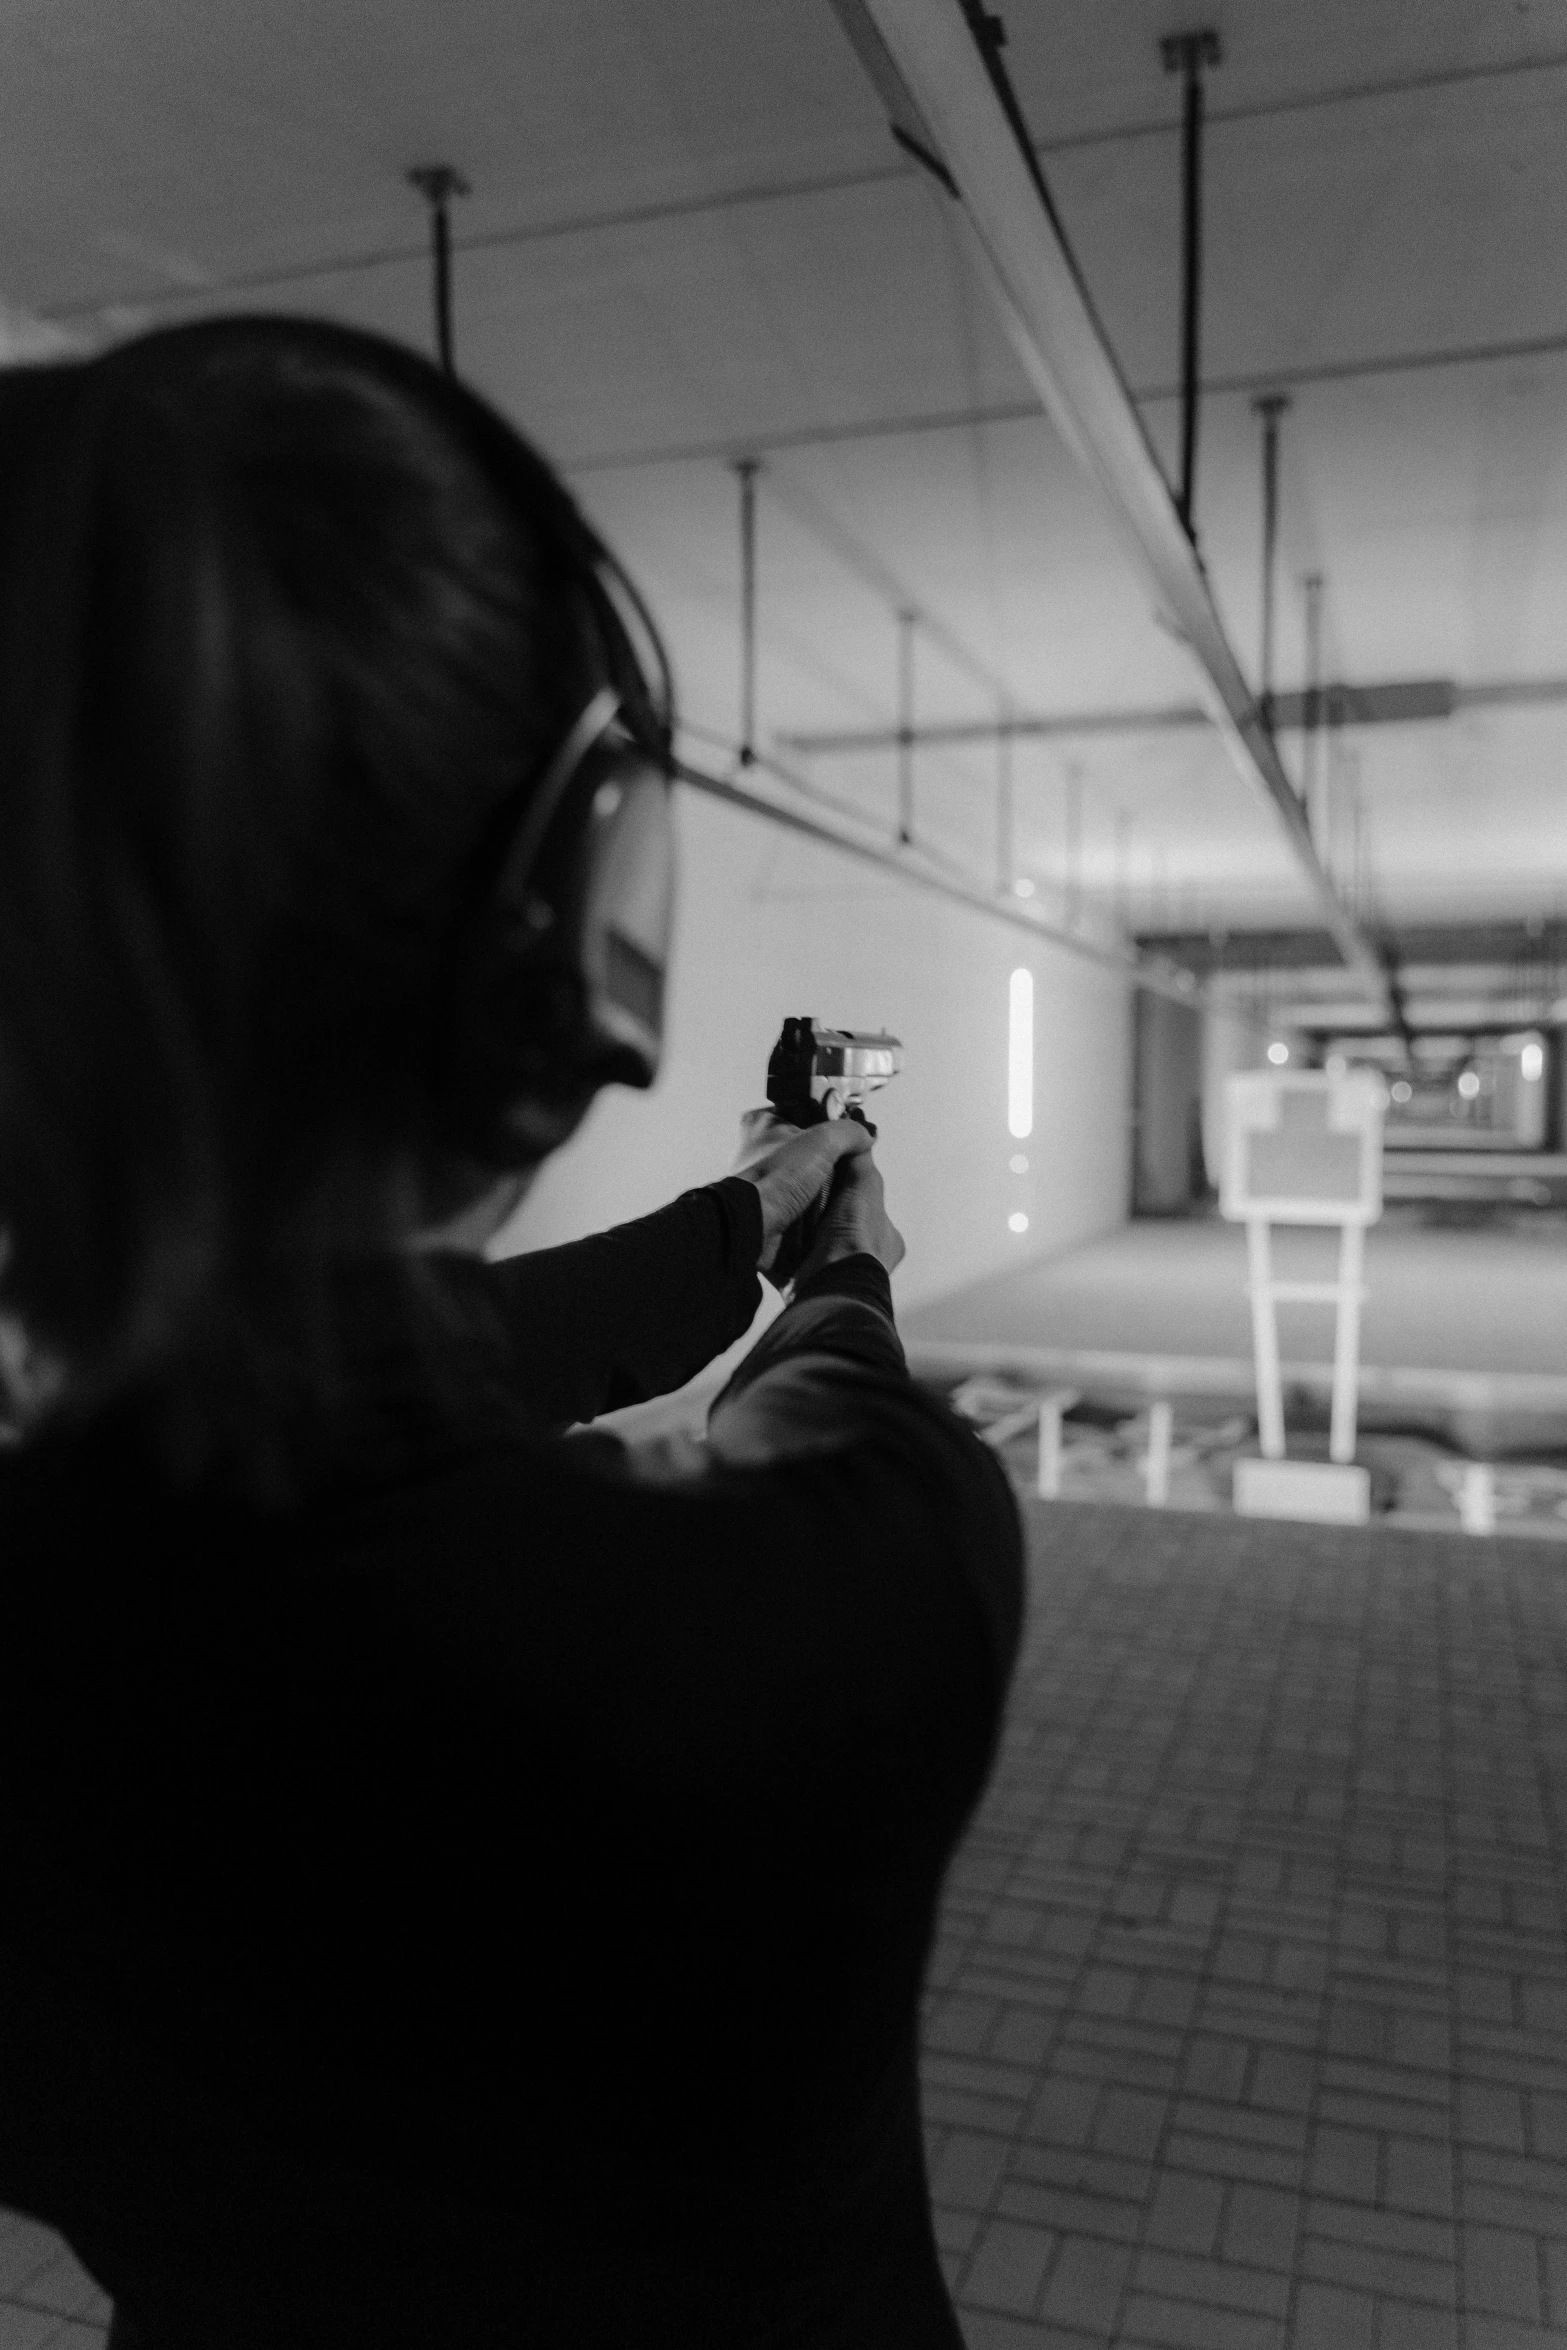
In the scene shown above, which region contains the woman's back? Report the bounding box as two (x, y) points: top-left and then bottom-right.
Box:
(0, 1226), (1019, 2346)
(0, 317), (1022, 2343)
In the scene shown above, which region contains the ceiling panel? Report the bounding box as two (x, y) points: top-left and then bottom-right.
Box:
(1048, 64), (1567, 395)
(3, 0), (1564, 934)
(0, 0), (894, 310)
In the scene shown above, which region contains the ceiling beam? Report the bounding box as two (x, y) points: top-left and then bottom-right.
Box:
(1280, 998), (1567, 1033)
(780, 675), (1567, 756)
(1140, 918), (1567, 975)
(785, 702), (1211, 754)
(828, 0), (1396, 1024)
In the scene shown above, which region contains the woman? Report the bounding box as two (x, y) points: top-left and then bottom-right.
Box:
(0, 316), (1023, 2347)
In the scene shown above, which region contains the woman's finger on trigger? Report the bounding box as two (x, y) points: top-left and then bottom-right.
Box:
(823, 1117), (874, 1161)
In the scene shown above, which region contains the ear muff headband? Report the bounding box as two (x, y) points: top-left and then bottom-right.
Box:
(435, 688), (675, 1166)
(497, 683), (621, 887)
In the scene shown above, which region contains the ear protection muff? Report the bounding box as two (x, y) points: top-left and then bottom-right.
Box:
(434, 686), (676, 1170)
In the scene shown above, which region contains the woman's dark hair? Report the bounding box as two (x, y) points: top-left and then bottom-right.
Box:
(0, 314), (672, 1496)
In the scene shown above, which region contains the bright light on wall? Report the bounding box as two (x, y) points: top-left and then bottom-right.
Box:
(1266, 1040), (1289, 1066)
(1521, 1041), (1545, 1082)
(1008, 968), (1034, 1138)
(1008, 1211), (1029, 1233)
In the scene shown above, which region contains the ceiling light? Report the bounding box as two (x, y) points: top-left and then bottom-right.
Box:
(1266, 1041), (1289, 1066)
(1391, 1079), (1413, 1104)
(1008, 1211), (1029, 1233)
(1457, 1070), (1481, 1099)
(1013, 877), (1036, 898)
(1009, 1153), (1029, 1173)
(1521, 1041), (1544, 1082)
(1008, 968), (1034, 1138)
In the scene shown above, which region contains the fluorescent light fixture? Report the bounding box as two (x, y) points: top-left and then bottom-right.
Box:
(1521, 1040), (1544, 1082)
(1266, 1041), (1289, 1066)
(1008, 1211), (1029, 1233)
(1008, 968), (1034, 1137)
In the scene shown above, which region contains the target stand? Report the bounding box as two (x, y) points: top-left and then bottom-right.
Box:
(1221, 1069), (1386, 1524)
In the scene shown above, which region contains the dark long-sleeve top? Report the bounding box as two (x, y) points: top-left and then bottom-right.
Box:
(0, 1178), (1024, 2350)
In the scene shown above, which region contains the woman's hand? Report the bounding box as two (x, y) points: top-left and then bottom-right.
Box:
(730, 1108), (872, 1273)
(793, 1150), (905, 1283)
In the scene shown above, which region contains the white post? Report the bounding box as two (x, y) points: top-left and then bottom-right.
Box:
(1329, 1219), (1364, 1465)
(1458, 1462), (1496, 1535)
(1246, 1218), (1286, 1459)
(1037, 1397), (1064, 1498)
(1143, 1400), (1173, 1506)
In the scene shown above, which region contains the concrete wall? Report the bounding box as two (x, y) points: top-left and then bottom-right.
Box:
(1132, 994), (1206, 1213)
(494, 786), (1133, 1317)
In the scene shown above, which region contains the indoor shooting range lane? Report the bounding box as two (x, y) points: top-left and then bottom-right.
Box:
(903, 1212), (1567, 1386)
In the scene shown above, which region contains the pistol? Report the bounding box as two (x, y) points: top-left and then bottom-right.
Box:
(766, 1018), (902, 1137)
(764, 1019), (902, 1284)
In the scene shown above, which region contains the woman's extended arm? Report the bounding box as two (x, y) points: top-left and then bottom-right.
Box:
(460, 1177), (767, 1432)
(428, 1118), (874, 1435)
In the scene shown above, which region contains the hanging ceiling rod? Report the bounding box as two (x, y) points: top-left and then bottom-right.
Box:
(825, 0), (1397, 1025)
(408, 164), (471, 375)
(673, 751), (1203, 1003)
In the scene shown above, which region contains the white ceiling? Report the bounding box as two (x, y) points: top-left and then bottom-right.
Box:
(8, 0), (1567, 937)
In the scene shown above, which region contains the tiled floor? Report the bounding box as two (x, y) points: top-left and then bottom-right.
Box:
(923, 1499), (1567, 2349)
(3, 1498), (1565, 2347)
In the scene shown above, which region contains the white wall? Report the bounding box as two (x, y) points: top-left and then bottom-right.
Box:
(494, 787), (1133, 1313)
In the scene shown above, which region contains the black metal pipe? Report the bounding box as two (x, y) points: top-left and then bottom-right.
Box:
(407, 165), (470, 377)
(1179, 65), (1202, 530)
(1160, 32), (1221, 539)
(1302, 569), (1325, 838)
(735, 460), (760, 766)
(1254, 393), (1290, 732)
(897, 610), (916, 846)
(432, 202), (454, 375)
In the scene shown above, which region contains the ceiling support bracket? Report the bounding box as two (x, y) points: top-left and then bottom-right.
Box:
(828, 0), (1395, 1026)
(896, 608), (918, 845)
(407, 164), (470, 377)
(1253, 392), (1290, 740)
(1160, 29), (1221, 541)
(1301, 570), (1327, 846)
(733, 459), (761, 768)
